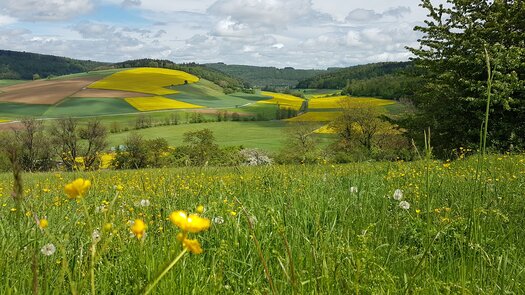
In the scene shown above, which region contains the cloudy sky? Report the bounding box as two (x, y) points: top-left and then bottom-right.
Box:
(0, 0), (428, 69)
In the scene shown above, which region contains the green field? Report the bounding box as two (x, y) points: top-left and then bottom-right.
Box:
(1, 155), (524, 293)
(51, 69), (124, 80)
(0, 102), (50, 117)
(168, 80), (268, 108)
(44, 97), (138, 117)
(107, 121), (293, 152)
(0, 79), (27, 87)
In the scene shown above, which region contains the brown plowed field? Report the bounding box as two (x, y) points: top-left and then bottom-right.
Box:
(0, 77), (100, 105)
(71, 88), (149, 98)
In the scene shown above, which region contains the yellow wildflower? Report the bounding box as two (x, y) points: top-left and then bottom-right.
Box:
(39, 218), (49, 229)
(103, 223), (113, 232)
(169, 210), (210, 233)
(415, 209), (421, 215)
(64, 178), (91, 199)
(196, 205), (204, 214)
(182, 238), (203, 254)
(131, 219), (147, 239)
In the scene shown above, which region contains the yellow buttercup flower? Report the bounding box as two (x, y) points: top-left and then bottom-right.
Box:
(39, 218), (49, 229)
(196, 205), (204, 214)
(182, 238), (203, 254)
(64, 178), (91, 199)
(131, 219), (147, 240)
(169, 210), (210, 233)
(103, 223), (113, 232)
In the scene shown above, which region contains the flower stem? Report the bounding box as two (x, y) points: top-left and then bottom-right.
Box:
(143, 249), (188, 295)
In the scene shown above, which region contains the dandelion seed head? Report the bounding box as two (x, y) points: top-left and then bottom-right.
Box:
(213, 216), (224, 225)
(399, 201), (410, 210)
(393, 189), (403, 200)
(92, 229), (101, 243)
(41, 243), (56, 256)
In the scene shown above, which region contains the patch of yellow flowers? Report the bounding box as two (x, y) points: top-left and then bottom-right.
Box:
(64, 178), (91, 199)
(170, 210), (210, 254)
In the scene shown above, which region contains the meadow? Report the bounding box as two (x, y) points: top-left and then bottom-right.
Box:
(1, 154), (524, 294)
(258, 91), (305, 110)
(107, 121), (292, 152)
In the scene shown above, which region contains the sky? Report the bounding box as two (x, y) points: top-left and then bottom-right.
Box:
(0, 0), (428, 69)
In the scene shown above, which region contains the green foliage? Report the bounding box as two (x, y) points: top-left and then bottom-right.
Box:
(342, 74), (420, 99)
(206, 63), (330, 88)
(0, 50), (108, 80)
(404, 0), (525, 157)
(113, 133), (172, 169)
(296, 62), (412, 90)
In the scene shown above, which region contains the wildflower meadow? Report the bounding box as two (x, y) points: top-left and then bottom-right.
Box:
(1, 154), (524, 294)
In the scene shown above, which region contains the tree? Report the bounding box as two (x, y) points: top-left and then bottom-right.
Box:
(331, 102), (392, 153)
(181, 129), (220, 166)
(49, 118), (80, 171)
(404, 0), (525, 156)
(277, 122), (320, 163)
(49, 118), (108, 171)
(113, 133), (148, 169)
(79, 120), (108, 170)
(12, 118), (53, 171)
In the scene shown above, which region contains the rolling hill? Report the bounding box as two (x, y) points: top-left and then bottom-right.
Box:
(205, 63), (331, 88)
(0, 50), (109, 80)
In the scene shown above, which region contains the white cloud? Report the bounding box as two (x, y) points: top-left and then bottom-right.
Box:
(345, 6), (411, 22)
(0, 0), (93, 21)
(208, 0), (316, 28)
(212, 16), (251, 37)
(121, 0), (141, 7)
(1, 0), (427, 68)
(0, 14), (17, 25)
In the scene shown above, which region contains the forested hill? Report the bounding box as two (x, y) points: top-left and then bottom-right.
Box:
(205, 63), (332, 88)
(296, 62), (412, 89)
(115, 59), (248, 92)
(0, 50), (108, 80)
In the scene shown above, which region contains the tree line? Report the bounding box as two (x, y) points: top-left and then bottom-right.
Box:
(0, 50), (107, 80)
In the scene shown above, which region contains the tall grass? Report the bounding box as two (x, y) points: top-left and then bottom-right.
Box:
(0, 155), (524, 294)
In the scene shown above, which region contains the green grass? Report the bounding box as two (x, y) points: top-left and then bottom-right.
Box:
(43, 97), (138, 117)
(298, 89), (340, 98)
(1, 155), (524, 293)
(0, 79), (28, 87)
(0, 102), (50, 117)
(107, 121), (289, 151)
(168, 80), (268, 108)
(50, 69), (124, 80)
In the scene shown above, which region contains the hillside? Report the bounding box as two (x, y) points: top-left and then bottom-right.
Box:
(115, 59), (247, 93)
(205, 63), (330, 88)
(0, 50), (108, 80)
(296, 61), (418, 99)
(296, 62), (412, 89)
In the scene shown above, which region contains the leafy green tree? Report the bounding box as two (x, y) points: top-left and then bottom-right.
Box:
(404, 0), (525, 156)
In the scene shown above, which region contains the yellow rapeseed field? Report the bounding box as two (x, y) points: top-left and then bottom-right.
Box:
(285, 111), (342, 122)
(258, 91), (305, 110)
(88, 68), (199, 95)
(125, 96), (204, 111)
(309, 96), (396, 109)
(0, 119), (10, 123)
(313, 124), (337, 134)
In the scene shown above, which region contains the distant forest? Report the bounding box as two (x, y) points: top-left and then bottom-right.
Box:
(205, 63), (332, 88)
(296, 62), (417, 99)
(0, 50), (108, 80)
